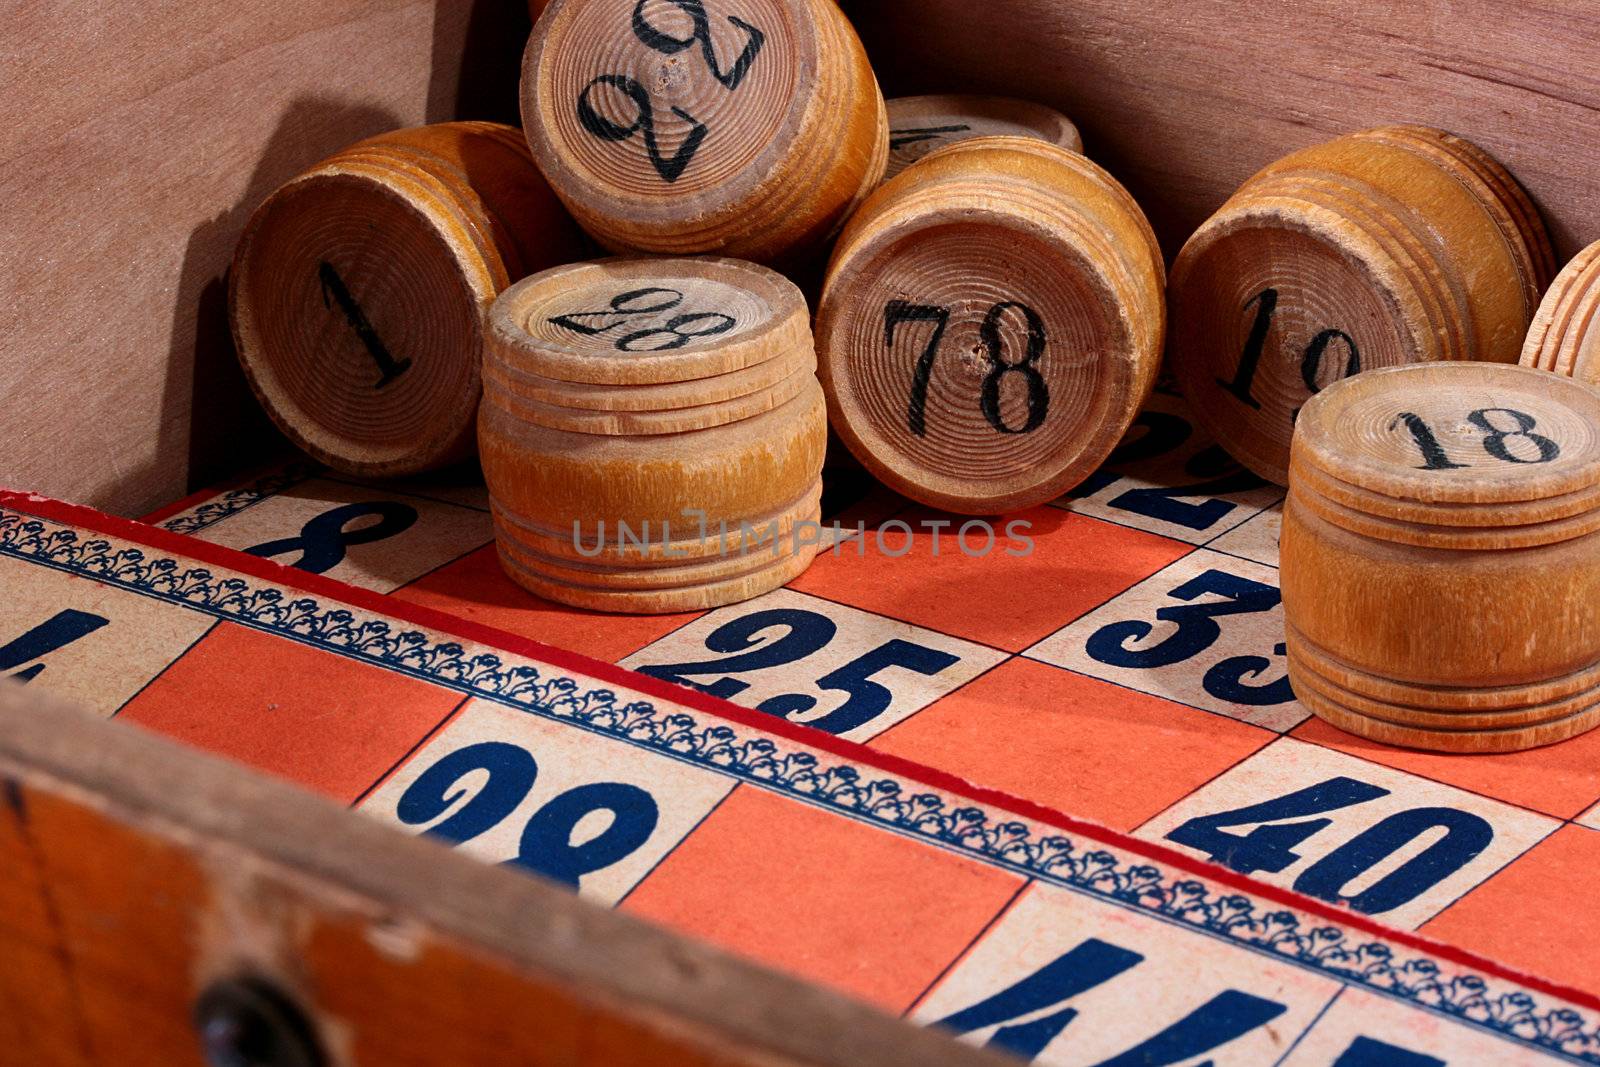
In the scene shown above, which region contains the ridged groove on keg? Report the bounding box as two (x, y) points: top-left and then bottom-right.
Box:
(480, 256), (827, 613)
(1521, 240), (1600, 380)
(884, 94), (1082, 179)
(521, 0), (887, 264)
(229, 122), (584, 476)
(817, 136), (1164, 514)
(1353, 125), (1556, 307)
(1169, 126), (1549, 486)
(1292, 363), (1600, 516)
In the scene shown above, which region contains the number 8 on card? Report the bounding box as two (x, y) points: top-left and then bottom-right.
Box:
(816, 136), (1165, 514)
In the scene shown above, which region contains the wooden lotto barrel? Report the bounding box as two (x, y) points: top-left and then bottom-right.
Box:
(480, 256), (826, 613)
(1170, 126), (1555, 485)
(1282, 362), (1600, 753)
(1520, 239), (1600, 382)
(519, 0), (887, 265)
(815, 135), (1164, 514)
(885, 94), (1082, 179)
(230, 122), (586, 476)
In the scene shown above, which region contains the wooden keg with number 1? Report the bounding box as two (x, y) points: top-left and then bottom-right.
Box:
(1170, 126), (1554, 485)
(230, 122), (586, 475)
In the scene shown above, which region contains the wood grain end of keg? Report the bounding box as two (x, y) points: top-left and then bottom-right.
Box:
(1170, 125), (1550, 486)
(228, 121), (583, 476)
(884, 94), (1083, 180)
(520, 0), (886, 264)
(817, 135), (1163, 515)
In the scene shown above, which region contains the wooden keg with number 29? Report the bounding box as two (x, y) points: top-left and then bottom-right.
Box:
(521, 0), (887, 265)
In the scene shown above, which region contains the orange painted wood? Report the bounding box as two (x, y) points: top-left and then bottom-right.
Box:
(520, 0), (887, 265)
(230, 121), (586, 477)
(1281, 362), (1600, 752)
(0, 684), (1007, 1067)
(816, 136), (1163, 514)
(1169, 126), (1553, 486)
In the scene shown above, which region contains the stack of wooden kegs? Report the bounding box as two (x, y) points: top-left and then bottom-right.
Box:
(478, 257), (826, 613)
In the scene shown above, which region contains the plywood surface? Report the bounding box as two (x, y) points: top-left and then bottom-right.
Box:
(0, 0), (527, 518)
(849, 0), (1600, 260)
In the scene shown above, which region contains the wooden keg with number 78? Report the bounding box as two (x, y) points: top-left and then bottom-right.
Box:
(815, 136), (1165, 514)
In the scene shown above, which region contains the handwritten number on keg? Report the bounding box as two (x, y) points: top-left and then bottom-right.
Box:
(243, 501), (419, 574)
(1165, 776), (1493, 914)
(886, 301), (950, 436)
(396, 741), (659, 888)
(885, 300), (1050, 436)
(1390, 407), (1560, 469)
(889, 123), (972, 151)
(577, 75), (708, 183)
(1219, 288), (1360, 413)
(549, 287), (735, 351)
(636, 608), (958, 735)
(318, 261), (412, 388)
(580, 2), (767, 181)
(630, 0), (766, 90)
(549, 287), (683, 335)
(0, 610), (109, 683)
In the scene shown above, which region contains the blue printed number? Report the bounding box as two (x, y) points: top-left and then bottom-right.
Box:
(0, 609), (109, 683)
(636, 609), (958, 735)
(937, 937), (1285, 1063)
(396, 741), (659, 889)
(1085, 568), (1292, 705)
(1334, 1036), (1446, 1067)
(1165, 777), (1493, 914)
(244, 501), (419, 574)
(1072, 409), (1268, 533)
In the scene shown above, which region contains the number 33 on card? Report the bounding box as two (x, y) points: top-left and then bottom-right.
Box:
(1028, 551), (1304, 731)
(622, 589), (1006, 742)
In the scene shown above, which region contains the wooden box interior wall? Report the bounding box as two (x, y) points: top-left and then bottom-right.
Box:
(848, 0), (1600, 263)
(6, 0), (1599, 516)
(0, 1), (529, 518)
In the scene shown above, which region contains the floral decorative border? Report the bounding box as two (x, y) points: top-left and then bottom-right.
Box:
(159, 462), (323, 534)
(3, 505), (1595, 1063)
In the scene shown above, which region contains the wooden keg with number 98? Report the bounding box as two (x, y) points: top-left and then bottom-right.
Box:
(480, 256), (826, 613)
(1283, 362), (1600, 752)
(815, 136), (1164, 514)
(520, 0), (887, 265)
(230, 122), (586, 475)
(1170, 126), (1555, 486)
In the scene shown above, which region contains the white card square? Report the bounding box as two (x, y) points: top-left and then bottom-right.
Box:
(1055, 391), (1283, 546)
(1207, 501), (1283, 567)
(910, 881), (1339, 1066)
(193, 478), (492, 593)
(1027, 549), (1307, 730)
(358, 698), (736, 905)
(620, 587), (1007, 742)
(1278, 987), (1566, 1066)
(0, 555), (214, 717)
(1137, 738), (1558, 930)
